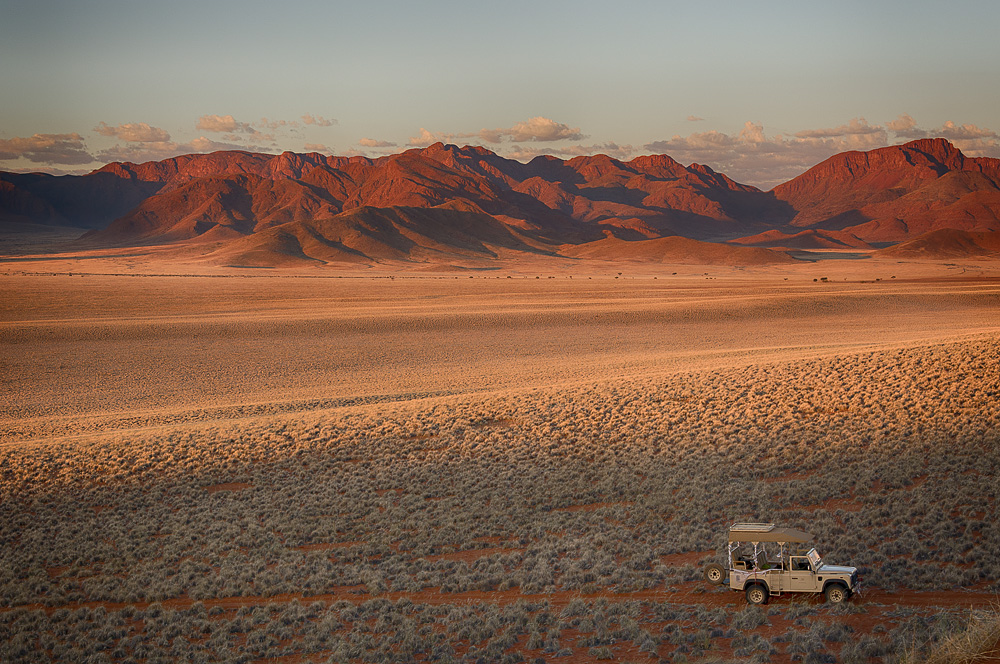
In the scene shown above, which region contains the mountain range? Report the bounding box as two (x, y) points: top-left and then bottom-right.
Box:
(1, 138), (998, 266)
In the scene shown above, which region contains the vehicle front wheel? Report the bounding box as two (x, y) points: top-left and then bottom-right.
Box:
(703, 563), (725, 585)
(825, 584), (849, 604)
(745, 584), (769, 605)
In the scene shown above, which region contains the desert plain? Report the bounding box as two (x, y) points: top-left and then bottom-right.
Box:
(2, 253), (1000, 663)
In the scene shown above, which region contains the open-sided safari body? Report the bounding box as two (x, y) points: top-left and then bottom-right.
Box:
(704, 523), (860, 605)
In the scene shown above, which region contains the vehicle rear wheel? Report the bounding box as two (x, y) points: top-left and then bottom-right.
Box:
(825, 584), (848, 604)
(745, 584), (769, 605)
(703, 563), (725, 585)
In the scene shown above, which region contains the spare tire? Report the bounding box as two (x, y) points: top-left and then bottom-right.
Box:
(703, 563), (725, 585)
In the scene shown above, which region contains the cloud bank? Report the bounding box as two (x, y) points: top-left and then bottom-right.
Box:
(507, 142), (635, 161)
(196, 114), (259, 135)
(301, 114), (337, 127)
(2, 113), (997, 189)
(94, 122), (171, 143)
(0, 133), (93, 165)
(358, 138), (398, 148)
(408, 116), (584, 147)
(95, 136), (264, 164)
(643, 116), (1000, 189)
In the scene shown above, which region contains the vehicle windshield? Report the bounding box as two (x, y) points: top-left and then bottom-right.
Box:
(807, 548), (822, 568)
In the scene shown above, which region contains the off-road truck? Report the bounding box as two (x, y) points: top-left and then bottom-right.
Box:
(703, 523), (860, 604)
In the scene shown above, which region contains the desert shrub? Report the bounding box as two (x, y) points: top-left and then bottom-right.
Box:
(732, 605), (768, 631)
(589, 645), (614, 660)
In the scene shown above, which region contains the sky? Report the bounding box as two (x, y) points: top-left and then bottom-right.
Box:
(1, 0), (998, 188)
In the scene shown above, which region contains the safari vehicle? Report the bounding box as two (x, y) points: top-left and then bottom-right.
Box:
(703, 523), (860, 605)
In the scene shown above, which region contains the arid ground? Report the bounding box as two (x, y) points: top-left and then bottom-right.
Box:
(2, 254), (1000, 663)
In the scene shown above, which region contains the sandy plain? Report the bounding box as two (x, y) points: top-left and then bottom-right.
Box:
(2, 253), (1000, 662)
(3, 254), (999, 443)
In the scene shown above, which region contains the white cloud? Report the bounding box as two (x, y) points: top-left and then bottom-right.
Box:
(931, 121), (1000, 158)
(0, 133), (94, 165)
(196, 114), (258, 134)
(188, 136), (251, 152)
(686, 115), (705, 122)
(640, 115), (1000, 188)
(358, 138), (397, 148)
(644, 120), (891, 189)
(506, 117), (583, 142)
(886, 113), (920, 135)
(881, 115), (999, 157)
(303, 143), (333, 153)
(409, 117), (584, 147)
(935, 120), (998, 141)
(738, 121), (767, 145)
(479, 117), (584, 143)
(95, 136), (266, 164)
(339, 148), (369, 158)
(94, 122), (171, 143)
(301, 114), (336, 127)
(257, 117), (299, 130)
(408, 128), (450, 147)
(794, 117), (885, 140)
(507, 142), (635, 161)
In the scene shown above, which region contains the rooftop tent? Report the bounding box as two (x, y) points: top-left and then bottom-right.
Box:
(728, 523), (812, 543)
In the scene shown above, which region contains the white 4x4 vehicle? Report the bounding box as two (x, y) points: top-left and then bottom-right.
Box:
(703, 523), (860, 605)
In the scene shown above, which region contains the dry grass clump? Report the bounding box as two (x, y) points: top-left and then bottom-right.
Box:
(896, 607), (1000, 664)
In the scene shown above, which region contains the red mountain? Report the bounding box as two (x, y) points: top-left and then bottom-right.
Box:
(4, 138), (1000, 265)
(84, 174), (343, 245)
(69, 143), (791, 260)
(770, 138), (1000, 242)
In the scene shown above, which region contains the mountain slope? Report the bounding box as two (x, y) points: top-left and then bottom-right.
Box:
(560, 234), (795, 265)
(211, 204), (556, 266)
(5, 138), (1000, 267)
(877, 229), (1000, 258)
(82, 175), (342, 245)
(772, 138), (1000, 241)
(728, 229), (873, 250)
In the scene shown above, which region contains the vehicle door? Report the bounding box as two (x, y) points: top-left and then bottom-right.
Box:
(788, 557), (818, 591)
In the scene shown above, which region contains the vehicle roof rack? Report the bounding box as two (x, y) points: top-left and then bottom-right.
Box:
(730, 523), (775, 532)
(729, 523), (812, 543)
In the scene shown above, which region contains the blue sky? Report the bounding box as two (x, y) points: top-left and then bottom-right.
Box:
(1, 0), (998, 187)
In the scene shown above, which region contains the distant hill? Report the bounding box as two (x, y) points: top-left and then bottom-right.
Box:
(560, 234), (795, 265)
(3, 138), (1000, 266)
(728, 229), (873, 250)
(877, 229), (1000, 258)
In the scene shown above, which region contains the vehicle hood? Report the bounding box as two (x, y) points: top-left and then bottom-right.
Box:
(818, 564), (857, 575)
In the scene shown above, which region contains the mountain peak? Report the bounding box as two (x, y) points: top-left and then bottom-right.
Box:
(905, 137), (965, 163)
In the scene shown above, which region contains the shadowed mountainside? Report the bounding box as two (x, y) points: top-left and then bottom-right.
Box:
(3, 138), (999, 265)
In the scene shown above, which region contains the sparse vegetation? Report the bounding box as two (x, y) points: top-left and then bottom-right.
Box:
(1, 275), (998, 661)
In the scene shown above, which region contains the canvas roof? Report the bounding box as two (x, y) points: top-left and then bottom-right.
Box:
(729, 524), (812, 543)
